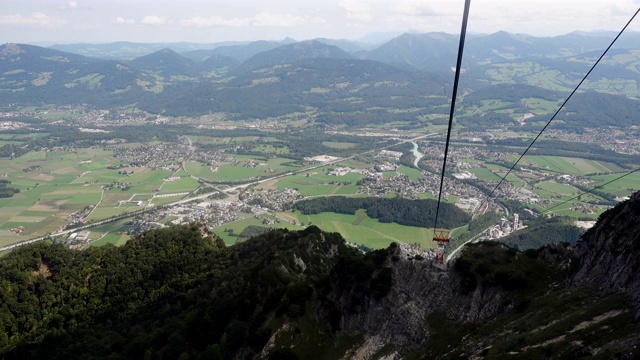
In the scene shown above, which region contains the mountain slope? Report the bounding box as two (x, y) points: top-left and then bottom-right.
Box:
(141, 58), (448, 120)
(236, 40), (353, 73)
(200, 54), (241, 71)
(573, 191), (640, 317)
(1, 192), (640, 359)
(363, 32), (459, 72)
(0, 43), (158, 107)
(208, 39), (294, 62)
(128, 48), (205, 78)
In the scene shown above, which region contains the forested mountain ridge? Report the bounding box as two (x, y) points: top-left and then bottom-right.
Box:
(0, 43), (160, 107)
(3, 35), (639, 126)
(234, 40), (353, 73)
(1, 192), (640, 359)
(128, 48), (206, 78)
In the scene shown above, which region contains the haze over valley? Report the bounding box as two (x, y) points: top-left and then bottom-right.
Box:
(1, 1), (640, 358)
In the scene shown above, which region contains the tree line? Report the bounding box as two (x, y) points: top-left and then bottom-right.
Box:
(294, 196), (470, 229)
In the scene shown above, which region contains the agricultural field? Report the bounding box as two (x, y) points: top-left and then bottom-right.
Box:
(212, 214), (303, 246)
(590, 172), (640, 197)
(520, 155), (622, 175)
(285, 209), (435, 250)
(0, 145), (198, 246)
(270, 170), (362, 196)
(185, 156), (302, 182)
(86, 218), (131, 247)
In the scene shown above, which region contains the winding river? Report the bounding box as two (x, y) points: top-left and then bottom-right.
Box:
(411, 141), (424, 168)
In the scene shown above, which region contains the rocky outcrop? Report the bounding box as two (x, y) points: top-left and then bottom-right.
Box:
(331, 244), (513, 356)
(573, 191), (640, 318)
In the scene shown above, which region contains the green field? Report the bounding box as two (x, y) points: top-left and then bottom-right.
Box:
(590, 172), (640, 197)
(273, 171), (362, 196)
(397, 165), (422, 182)
(521, 155), (622, 175)
(159, 176), (199, 193)
(212, 214), (303, 246)
(186, 156), (301, 182)
(287, 210), (436, 250)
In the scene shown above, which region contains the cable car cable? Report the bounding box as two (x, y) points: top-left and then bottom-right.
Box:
(487, 7), (640, 199)
(542, 167), (639, 214)
(433, 0), (472, 231)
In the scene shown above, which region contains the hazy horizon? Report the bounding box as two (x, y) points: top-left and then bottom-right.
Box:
(1, 0), (639, 45)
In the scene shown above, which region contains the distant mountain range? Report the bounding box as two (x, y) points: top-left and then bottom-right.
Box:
(1, 30), (639, 126)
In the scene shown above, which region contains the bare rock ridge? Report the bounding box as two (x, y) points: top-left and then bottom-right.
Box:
(325, 243), (514, 356)
(321, 191), (640, 357)
(573, 191), (640, 318)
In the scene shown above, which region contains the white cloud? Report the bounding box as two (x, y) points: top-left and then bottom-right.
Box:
(180, 16), (250, 28)
(116, 17), (135, 24)
(180, 13), (325, 28)
(140, 15), (167, 26)
(338, 0), (372, 21)
(68, 1), (78, 9)
(0, 12), (66, 28)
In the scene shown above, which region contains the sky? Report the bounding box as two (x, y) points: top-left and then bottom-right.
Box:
(1, 0), (639, 45)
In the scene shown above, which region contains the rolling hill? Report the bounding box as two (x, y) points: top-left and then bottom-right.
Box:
(235, 40), (353, 73)
(128, 48), (205, 78)
(0, 43), (159, 107)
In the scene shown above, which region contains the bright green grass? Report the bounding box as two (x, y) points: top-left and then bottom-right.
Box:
(212, 215), (303, 246)
(19, 216), (66, 237)
(275, 172), (362, 196)
(86, 207), (137, 221)
(470, 169), (502, 181)
(397, 165), (422, 182)
(0, 232), (24, 247)
(289, 210), (435, 250)
(589, 172), (640, 197)
(89, 232), (130, 247)
(160, 176), (199, 193)
(126, 170), (172, 192)
(535, 181), (579, 197)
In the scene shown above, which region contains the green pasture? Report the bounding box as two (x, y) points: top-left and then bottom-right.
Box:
(212, 215), (303, 246)
(19, 216), (66, 237)
(159, 176), (199, 193)
(521, 155), (621, 175)
(151, 194), (189, 206)
(589, 172), (640, 197)
(0, 232), (23, 248)
(275, 171), (362, 196)
(89, 232), (131, 247)
(289, 210), (435, 250)
(86, 207), (137, 221)
(126, 170), (172, 192)
(469, 169), (502, 181)
(88, 219), (132, 247)
(521, 97), (560, 114)
(397, 165), (422, 182)
(188, 156), (301, 182)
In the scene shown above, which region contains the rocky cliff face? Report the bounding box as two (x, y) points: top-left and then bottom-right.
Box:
(328, 244), (514, 356)
(573, 191), (640, 318)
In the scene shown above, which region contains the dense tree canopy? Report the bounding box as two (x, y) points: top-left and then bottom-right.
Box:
(294, 196), (471, 229)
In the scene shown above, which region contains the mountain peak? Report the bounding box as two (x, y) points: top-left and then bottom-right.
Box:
(236, 40), (353, 73)
(129, 47), (204, 77)
(0, 43), (25, 56)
